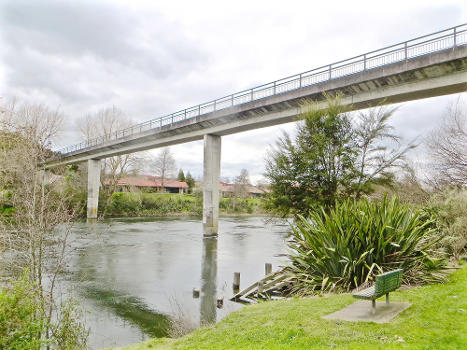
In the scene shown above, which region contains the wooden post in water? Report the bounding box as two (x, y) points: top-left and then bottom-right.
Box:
(265, 263), (272, 276)
(193, 288), (200, 298)
(233, 272), (240, 292)
(257, 281), (264, 294)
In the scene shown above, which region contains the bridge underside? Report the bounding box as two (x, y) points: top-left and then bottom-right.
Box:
(45, 46), (467, 168)
(45, 46), (467, 235)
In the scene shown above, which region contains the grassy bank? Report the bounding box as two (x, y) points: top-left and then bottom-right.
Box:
(119, 266), (467, 350)
(100, 192), (266, 217)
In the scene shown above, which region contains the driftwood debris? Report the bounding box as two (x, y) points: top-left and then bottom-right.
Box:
(230, 270), (292, 303)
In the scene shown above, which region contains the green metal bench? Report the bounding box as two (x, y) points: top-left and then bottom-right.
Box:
(353, 269), (403, 313)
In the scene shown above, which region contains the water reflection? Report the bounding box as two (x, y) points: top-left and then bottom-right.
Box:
(83, 286), (170, 338)
(60, 216), (288, 349)
(200, 237), (217, 325)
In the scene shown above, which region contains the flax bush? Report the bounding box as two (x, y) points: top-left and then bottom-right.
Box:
(287, 196), (445, 294)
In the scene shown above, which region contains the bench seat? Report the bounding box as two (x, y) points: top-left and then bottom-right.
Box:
(352, 269), (403, 313)
(353, 286), (379, 300)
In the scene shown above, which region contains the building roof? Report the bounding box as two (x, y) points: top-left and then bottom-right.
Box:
(220, 182), (270, 194)
(108, 175), (188, 188)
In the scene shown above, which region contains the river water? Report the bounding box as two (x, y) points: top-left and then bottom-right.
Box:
(61, 216), (290, 349)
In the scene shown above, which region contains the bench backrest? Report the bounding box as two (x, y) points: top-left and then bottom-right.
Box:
(375, 269), (403, 295)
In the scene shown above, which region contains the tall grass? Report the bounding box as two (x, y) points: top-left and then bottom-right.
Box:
(287, 196), (445, 294)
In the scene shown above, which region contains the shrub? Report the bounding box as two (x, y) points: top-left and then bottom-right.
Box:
(287, 196), (445, 294)
(426, 188), (467, 260)
(109, 192), (142, 215)
(0, 273), (43, 350)
(0, 272), (88, 350)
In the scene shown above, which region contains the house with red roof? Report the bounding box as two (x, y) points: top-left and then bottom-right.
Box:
(106, 175), (188, 194)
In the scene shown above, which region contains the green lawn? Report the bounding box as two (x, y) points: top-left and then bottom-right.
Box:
(119, 266), (467, 350)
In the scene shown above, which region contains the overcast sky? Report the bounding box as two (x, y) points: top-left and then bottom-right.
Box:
(0, 0), (465, 183)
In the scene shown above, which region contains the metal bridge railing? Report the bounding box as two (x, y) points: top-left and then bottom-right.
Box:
(54, 23), (467, 158)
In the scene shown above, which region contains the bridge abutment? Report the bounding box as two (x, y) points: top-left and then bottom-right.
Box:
(87, 159), (101, 219)
(203, 134), (221, 236)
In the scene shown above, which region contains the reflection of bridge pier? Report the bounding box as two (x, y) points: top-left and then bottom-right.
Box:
(200, 237), (217, 326)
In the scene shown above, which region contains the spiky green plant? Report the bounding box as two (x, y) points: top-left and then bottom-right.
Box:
(287, 196), (445, 294)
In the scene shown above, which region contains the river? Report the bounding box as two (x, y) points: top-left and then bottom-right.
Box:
(60, 216), (290, 349)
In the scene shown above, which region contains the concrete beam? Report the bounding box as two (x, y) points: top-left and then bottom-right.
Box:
(87, 159), (101, 219)
(43, 48), (467, 169)
(203, 134), (221, 236)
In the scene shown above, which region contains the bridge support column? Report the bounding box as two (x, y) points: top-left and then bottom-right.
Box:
(87, 159), (101, 219)
(203, 134), (221, 236)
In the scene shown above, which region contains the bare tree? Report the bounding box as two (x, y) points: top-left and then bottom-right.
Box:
(78, 106), (144, 195)
(152, 148), (176, 190)
(0, 100), (88, 349)
(426, 99), (467, 188)
(234, 169), (250, 198)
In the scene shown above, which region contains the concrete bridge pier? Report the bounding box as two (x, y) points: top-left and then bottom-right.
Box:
(87, 159), (101, 219)
(203, 134), (221, 236)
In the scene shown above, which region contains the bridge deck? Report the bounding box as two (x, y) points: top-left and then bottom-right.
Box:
(45, 24), (467, 168)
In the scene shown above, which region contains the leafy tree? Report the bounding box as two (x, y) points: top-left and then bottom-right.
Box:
(185, 172), (195, 194)
(265, 95), (412, 217)
(265, 95), (357, 217)
(177, 169), (186, 182)
(353, 104), (414, 197)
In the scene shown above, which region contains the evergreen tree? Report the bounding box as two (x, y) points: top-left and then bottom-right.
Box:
(185, 172), (195, 193)
(265, 94), (412, 217)
(177, 169), (185, 182)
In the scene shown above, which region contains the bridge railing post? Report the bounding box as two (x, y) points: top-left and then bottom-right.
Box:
(250, 89), (254, 102)
(454, 27), (457, 48)
(363, 54), (367, 71)
(404, 42), (408, 61)
(299, 74), (302, 88)
(328, 64), (332, 80)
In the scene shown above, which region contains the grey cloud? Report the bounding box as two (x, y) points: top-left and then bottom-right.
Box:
(1, 0), (208, 105)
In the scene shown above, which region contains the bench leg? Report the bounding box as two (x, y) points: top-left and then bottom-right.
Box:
(372, 299), (376, 314)
(386, 293), (389, 305)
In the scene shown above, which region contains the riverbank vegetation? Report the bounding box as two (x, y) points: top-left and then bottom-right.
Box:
(1, 93), (465, 350)
(264, 96), (466, 296)
(264, 94), (413, 218)
(287, 196), (445, 295)
(0, 101), (88, 349)
(103, 192), (265, 217)
(121, 266), (467, 350)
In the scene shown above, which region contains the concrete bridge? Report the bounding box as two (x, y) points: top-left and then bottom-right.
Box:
(44, 24), (467, 236)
